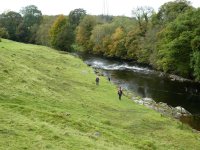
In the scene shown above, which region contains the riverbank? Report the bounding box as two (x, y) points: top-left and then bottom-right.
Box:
(94, 67), (200, 131)
(0, 39), (200, 149)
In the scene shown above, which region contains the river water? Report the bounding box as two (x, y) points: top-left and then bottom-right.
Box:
(79, 54), (200, 130)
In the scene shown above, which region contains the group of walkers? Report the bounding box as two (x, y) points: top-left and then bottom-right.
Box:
(95, 76), (123, 100)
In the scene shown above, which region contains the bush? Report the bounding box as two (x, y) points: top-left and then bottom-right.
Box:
(0, 28), (8, 38)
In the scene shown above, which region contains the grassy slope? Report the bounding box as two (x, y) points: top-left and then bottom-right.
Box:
(0, 39), (200, 150)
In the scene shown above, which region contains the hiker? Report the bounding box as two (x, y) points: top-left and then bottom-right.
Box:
(96, 76), (99, 85)
(108, 77), (111, 82)
(118, 87), (123, 100)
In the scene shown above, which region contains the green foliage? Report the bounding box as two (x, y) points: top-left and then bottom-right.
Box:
(111, 16), (137, 32)
(125, 28), (141, 60)
(0, 11), (22, 40)
(69, 8), (86, 29)
(156, 8), (200, 78)
(56, 24), (74, 51)
(76, 15), (97, 51)
(132, 6), (154, 35)
(50, 15), (67, 48)
(191, 35), (200, 52)
(109, 26), (127, 58)
(20, 5), (42, 28)
(0, 5), (42, 43)
(1, 39), (200, 149)
(35, 16), (57, 46)
(191, 51), (200, 81)
(68, 9), (87, 47)
(156, 0), (192, 25)
(49, 15), (74, 51)
(0, 27), (8, 38)
(90, 23), (116, 55)
(138, 27), (160, 64)
(190, 35), (200, 80)
(20, 5), (42, 43)
(15, 22), (30, 42)
(89, 16), (138, 58)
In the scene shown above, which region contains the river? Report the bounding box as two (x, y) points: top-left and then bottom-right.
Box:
(78, 53), (200, 130)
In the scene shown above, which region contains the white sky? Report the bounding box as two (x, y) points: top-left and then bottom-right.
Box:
(0, 0), (200, 17)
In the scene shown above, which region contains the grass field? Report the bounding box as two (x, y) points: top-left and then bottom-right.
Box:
(0, 39), (200, 150)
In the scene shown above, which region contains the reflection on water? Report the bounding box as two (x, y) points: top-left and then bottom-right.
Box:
(80, 54), (200, 130)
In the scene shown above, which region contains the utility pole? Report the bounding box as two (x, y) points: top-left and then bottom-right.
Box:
(102, 0), (109, 22)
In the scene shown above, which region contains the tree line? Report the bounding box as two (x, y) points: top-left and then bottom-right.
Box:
(0, 0), (200, 81)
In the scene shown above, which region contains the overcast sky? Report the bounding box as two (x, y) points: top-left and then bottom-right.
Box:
(0, 0), (200, 17)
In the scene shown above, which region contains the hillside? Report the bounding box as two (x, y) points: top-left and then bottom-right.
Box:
(0, 39), (200, 150)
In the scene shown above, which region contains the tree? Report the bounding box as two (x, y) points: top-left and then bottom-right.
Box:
(191, 50), (200, 81)
(20, 5), (42, 43)
(67, 8), (87, 46)
(89, 16), (136, 56)
(15, 22), (30, 42)
(190, 20), (200, 80)
(76, 15), (97, 52)
(68, 8), (86, 30)
(0, 27), (8, 38)
(125, 28), (141, 60)
(156, 0), (192, 25)
(156, 8), (200, 78)
(132, 6), (154, 35)
(35, 16), (57, 46)
(54, 24), (74, 51)
(90, 23), (115, 55)
(0, 11), (22, 40)
(20, 5), (42, 27)
(137, 27), (159, 64)
(111, 16), (137, 32)
(109, 26), (127, 58)
(49, 15), (74, 51)
(50, 15), (67, 49)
